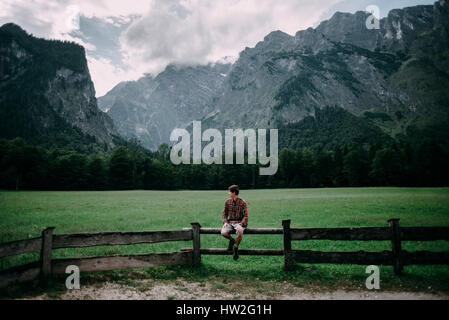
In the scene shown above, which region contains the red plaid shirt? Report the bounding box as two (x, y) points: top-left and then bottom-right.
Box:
(222, 197), (248, 227)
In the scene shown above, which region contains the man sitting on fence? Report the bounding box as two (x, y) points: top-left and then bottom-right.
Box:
(221, 185), (248, 261)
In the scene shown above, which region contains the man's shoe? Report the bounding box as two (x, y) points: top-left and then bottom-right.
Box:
(227, 238), (235, 251)
(233, 245), (239, 260)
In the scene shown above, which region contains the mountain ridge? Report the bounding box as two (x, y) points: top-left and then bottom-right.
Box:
(100, 1), (449, 151)
(0, 22), (123, 152)
(98, 62), (231, 150)
(200, 0), (449, 150)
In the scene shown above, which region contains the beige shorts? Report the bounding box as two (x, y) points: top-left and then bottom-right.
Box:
(222, 223), (246, 234)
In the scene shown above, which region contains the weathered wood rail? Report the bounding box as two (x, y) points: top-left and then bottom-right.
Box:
(0, 228), (194, 289)
(282, 219), (449, 272)
(0, 219), (448, 289)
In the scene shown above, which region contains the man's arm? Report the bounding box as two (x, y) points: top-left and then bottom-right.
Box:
(222, 201), (228, 225)
(240, 201), (248, 227)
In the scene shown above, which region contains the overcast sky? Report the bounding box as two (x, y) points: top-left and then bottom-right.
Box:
(0, 0), (436, 97)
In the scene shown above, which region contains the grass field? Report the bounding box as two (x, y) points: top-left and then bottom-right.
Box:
(1, 187), (449, 296)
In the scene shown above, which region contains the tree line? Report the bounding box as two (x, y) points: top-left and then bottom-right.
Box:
(0, 136), (448, 191)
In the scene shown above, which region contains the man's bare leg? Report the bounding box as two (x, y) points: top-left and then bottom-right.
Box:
(221, 226), (235, 250)
(221, 225), (233, 240)
(234, 225), (244, 248)
(221, 231), (232, 240)
(232, 225), (243, 260)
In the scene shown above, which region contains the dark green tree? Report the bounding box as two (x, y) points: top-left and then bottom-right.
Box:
(369, 147), (403, 186)
(51, 152), (89, 190)
(1, 137), (36, 190)
(279, 148), (299, 187)
(314, 150), (334, 187)
(343, 148), (371, 187)
(87, 155), (108, 190)
(109, 146), (133, 190)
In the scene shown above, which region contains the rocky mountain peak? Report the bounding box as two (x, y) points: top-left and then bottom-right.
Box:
(98, 62), (231, 150)
(0, 23), (28, 36)
(0, 23), (121, 151)
(249, 30), (294, 54)
(99, 1), (449, 152)
(434, 0), (449, 28)
(315, 10), (379, 51)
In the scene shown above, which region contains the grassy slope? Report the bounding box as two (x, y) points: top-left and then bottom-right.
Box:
(1, 188), (449, 295)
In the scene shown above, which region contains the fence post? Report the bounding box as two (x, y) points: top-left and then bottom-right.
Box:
(41, 227), (55, 277)
(388, 219), (403, 275)
(191, 222), (201, 268)
(282, 220), (293, 271)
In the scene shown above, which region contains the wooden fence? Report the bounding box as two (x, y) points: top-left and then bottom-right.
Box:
(1, 219), (448, 289)
(0, 226), (194, 289)
(282, 219), (449, 272)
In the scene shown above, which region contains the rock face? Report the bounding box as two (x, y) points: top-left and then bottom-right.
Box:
(98, 63), (231, 150)
(0, 23), (121, 152)
(101, 1), (449, 151)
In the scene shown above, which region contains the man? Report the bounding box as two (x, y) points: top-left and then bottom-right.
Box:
(221, 185), (248, 260)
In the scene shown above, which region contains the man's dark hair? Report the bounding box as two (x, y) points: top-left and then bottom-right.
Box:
(228, 185), (239, 195)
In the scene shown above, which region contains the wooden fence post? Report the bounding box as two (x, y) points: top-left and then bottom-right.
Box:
(388, 219), (403, 275)
(191, 223), (201, 268)
(282, 220), (293, 271)
(41, 227), (55, 277)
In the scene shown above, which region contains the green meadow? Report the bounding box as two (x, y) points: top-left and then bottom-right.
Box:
(1, 187), (449, 294)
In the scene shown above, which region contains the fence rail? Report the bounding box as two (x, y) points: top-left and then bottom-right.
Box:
(399, 227), (449, 241)
(197, 228), (283, 235)
(0, 219), (448, 289)
(290, 250), (393, 265)
(0, 227), (194, 289)
(50, 251), (193, 274)
(199, 248), (284, 256)
(290, 227), (391, 241)
(52, 230), (193, 249)
(287, 250), (449, 265)
(282, 219), (449, 272)
(0, 237), (42, 258)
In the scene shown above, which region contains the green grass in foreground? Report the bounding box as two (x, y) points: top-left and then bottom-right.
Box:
(0, 187), (449, 296)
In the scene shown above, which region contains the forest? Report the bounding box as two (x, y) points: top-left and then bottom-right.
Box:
(1, 135), (448, 191)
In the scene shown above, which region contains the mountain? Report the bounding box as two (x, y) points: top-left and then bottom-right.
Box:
(100, 1), (449, 152)
(0, 23), (123, 152)
(98, 63), (231, 150)
(203, 0), (449, 150)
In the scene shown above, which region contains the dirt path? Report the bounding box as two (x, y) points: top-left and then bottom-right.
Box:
(22, 278), (449, 300)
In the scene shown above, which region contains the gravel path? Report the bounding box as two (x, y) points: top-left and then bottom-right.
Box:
(22, 278), (449, 300)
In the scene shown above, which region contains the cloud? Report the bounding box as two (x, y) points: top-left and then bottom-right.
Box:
(0, 0), (149, 96)
(0, 0), (150, 39)
(87, 56), (142, 97)
(2, 0), (344, 96)
(318, 0), (436, 22)
(4, 0), (433, 97)
(120, 0), (341, 75)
